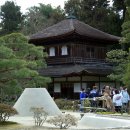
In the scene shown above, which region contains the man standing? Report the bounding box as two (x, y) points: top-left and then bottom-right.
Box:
(89, 86), (99, 107)
(79, 88), (87, 112)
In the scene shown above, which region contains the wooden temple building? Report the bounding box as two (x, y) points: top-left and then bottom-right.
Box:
(29, 17), (120, 99)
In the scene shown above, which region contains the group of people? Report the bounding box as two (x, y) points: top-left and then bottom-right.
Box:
(79, 85), (130, 112)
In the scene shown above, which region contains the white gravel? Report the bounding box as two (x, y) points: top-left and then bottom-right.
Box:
(9, 111), (130, 130)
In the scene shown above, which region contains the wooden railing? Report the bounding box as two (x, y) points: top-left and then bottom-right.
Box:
(46, 57), (111, 66)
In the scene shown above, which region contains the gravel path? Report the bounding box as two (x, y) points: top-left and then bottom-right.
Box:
(3, 112), (130, 130)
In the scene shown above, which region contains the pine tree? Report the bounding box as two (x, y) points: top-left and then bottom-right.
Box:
(106, 0), (130, 85)
(64, 0), (122, 36)
(121, 0), (130, 87)
(0, 1), (24, 35)
(0, 33), (50, 102)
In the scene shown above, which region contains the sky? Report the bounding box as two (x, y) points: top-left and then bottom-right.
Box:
(0, 0), (68, 13)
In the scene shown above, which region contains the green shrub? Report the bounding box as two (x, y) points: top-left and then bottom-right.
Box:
(55, 99), (91, 110)
(64, 100), (73, 110)
(55, 99), (65, 109)
(72, 100), (80, 111)
(55, 99), (73, 110)
(0, 103), (18, 122)
(84, 99), (91, 107)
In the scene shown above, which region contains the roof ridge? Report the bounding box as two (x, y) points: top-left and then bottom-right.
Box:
(69, 19), (75, 31)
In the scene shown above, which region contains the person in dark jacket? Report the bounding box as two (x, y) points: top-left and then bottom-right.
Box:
(79, 88), (87, 111)
(80, 88), (87, 100)
(89, 86), (99, 107)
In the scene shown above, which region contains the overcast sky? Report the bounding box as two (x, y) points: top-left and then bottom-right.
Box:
(0, 0), (68, 13)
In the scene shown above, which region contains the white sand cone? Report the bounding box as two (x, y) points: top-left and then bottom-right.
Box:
(14, 88), (62, 116)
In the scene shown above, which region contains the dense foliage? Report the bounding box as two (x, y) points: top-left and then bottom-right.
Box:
(22, 4), (65, 35)
(122, 1), (130, 87)
(0, 33), (50, 102)
(55, 99), (74, 110)
(0, 1), (24, 35)
(113, 0), (126, 20)
(55, 99), (90, 111)
(106, 49), (128, 82)
(0, 103), (17, 122)
(106, 0), (130, 87)
(64, 0), (123, 36)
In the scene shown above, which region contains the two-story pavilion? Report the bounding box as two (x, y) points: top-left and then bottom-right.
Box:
(29, 17), (120, 99)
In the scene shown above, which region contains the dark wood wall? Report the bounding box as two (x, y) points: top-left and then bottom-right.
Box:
(70, 43), (106, 59)
(45, 42), (107, 59)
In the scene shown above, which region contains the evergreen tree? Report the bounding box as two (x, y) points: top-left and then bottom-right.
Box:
(106, 0), (130, 85)
(64, 0), (122, 36)
(120, 0), (130, 49)
(121, 0), (130, 87)
(112, 0), (126, 21)
(0, 33), (50, 102)
(106, 49), (128, 82)
(22, 4), (65, 35)
(0, 1), (24, 35)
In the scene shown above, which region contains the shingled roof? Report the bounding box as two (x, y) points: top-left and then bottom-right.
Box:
(39, 64), (113, 77)
(29, 18), (120, 43)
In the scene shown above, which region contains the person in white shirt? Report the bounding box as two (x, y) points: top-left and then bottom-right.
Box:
(113, 89), (123, 112)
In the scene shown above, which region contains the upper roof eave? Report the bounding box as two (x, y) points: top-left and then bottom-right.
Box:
(29, 31), (120, 44)
(28, 30), (75, 43)
(29, 19), (121, 43)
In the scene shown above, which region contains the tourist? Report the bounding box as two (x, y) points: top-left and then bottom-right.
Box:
(89, 86), (99, 107)
(113, 89), (123, 112)
(80, 88), (87, 100)
(119, 86), (123, 93)
(110, 87), (115, 98)
(86, 88), (90, 95)
(121, 87), (130, 112)
(104, 86), (111, 96)
(103, 85), (115, 111)
(79, 88), (87, 111)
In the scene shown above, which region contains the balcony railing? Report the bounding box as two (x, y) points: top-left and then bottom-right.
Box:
(46, 57), (111, 66)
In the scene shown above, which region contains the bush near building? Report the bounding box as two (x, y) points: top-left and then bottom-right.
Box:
(55, 99), (91, 111)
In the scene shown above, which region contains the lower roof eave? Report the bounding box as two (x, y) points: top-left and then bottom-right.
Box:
(40, 70), (112, 78)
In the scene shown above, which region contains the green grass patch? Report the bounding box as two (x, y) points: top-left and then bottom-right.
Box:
(0, 121), (18, 125)
(96, 111), (115, 114)
(0, 121), (22, 130)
